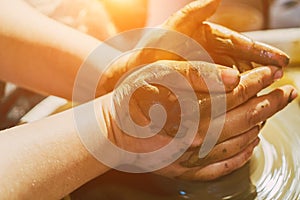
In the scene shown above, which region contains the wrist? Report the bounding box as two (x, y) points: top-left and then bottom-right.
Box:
(88, 93), (127, 168)
(93, 92), (142, 169)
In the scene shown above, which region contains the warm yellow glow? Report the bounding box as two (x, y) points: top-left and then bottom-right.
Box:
(100, 0), (148, 32)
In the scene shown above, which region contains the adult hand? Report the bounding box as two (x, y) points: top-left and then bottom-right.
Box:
(101, 60), (297, 181)
(98, 0), (289, 95)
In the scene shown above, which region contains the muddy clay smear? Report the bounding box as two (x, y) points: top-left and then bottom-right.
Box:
(70, 68), (300, 200)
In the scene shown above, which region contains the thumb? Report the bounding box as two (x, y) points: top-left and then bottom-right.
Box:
(163, 0), (221, 34)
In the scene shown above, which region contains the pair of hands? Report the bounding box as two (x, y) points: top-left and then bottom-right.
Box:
(90, 0), (297, 181)
(107, 62), (295, 181)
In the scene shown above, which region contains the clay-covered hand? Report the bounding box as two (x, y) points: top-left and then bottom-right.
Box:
(100, 60), (296, 181)
(162, 0), (289, 71)
(98, 0), (289, 95)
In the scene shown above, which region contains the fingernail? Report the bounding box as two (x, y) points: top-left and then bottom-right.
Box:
(288, 89), (298, 102)
(274, 69), (283, 80)
(221, 68), (240, 86)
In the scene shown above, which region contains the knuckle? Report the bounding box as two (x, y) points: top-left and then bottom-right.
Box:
(182, 4), (193, 15)
(245, 107), (260, 127)
(236, 83), (249, 103)
(255, 72), (266, 89)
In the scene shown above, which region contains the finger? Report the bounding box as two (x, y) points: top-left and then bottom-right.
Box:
(152, 60), (240, 93)
(183, 126), (260, 168)
(195, 22), (290, 70)
(123, 60), (240, 101)
(227, 66), (284, 110)
(164, 0), (221, 35)
(195, 66), (283, 117)
(218, 85), (297, 142)
(178, 138), (259, 181)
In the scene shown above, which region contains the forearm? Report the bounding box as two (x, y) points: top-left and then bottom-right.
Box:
(0, 0), (106, 100)
(0, 94), (113, 199)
